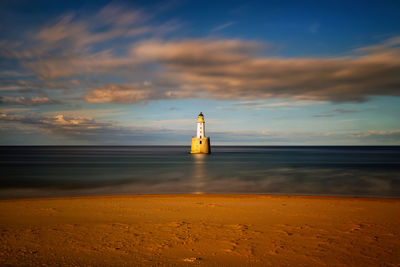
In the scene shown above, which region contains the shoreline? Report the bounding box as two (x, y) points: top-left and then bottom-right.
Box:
(1, 194), (399, 266)
(1, 193), (399, 202)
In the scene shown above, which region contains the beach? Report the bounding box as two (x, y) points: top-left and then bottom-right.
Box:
(0, 195), (399, 266)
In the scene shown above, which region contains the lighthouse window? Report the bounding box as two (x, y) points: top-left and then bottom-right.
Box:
(200, 141), (202, 144)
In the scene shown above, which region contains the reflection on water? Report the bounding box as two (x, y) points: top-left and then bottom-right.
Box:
(0, 146), (399, 198)
(191, 154), (207, 194)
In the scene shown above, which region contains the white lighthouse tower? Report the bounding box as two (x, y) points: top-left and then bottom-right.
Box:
(190, 112), (211, 154)
(197, 112), (205, 138)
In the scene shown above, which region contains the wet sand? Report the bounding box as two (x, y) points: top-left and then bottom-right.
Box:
(0, 195), (399, 266)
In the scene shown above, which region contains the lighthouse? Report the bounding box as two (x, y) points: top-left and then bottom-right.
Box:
(190, 112), (211, 154)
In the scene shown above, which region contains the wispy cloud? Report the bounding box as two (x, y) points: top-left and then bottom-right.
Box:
(312, 113), (335, 118)
(0, 111), (206, 145)
(349, 130), (400, 144)
(0, 3), (172, 80)
(236, 100), (325, 109)
(0, 113), (114, 137)
(211, 21), (236, 32)
(0, 112), (154, 142)
(41, 108), (127, 118)
(0, 96), (59, 106)
(332, 108), (357, 114)
(352, 129), (400, 138)
(313, 108), (358, 117)
(1, 111), (399, 144)
(354, 36), (400, 54)
(0, 107), (33, 113)
(85, 82), (194, 104)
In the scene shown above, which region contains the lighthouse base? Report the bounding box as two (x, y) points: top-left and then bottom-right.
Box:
(190, 137), (211, 154)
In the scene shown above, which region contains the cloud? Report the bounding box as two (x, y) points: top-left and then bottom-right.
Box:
(0, 112), (191, 143)
(133, 38), (262, 66)
(129, 38), (400, 103)
(85, 82), (194, 104)
(0, 112), (164, 144)
(41, 108), (127, 118)
(0, 71), (26, 77)
(2, 3), (400, 104)
(1, 111), (399, 144)
(33, 4), (149, 51)
(0, 112), (114, 138)
(355, 36), (400, 54)
(85, 83), (154, 104)
(210, 129), (400, 144)
(1, 3), (157, 79)
(211, 21), (236, 32)
(352, 130), (400, 138)
(332, 108), (357, 114)
(0, 107), (33, 113)
(312, 113), (335, 118)
(0, 96), (59, 106)
(313, 108), (358, 117)
(348, 129), (400, 144)
(236, 100), (324, 109)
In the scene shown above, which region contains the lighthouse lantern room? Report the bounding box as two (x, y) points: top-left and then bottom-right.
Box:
(190, 112), (211, 154)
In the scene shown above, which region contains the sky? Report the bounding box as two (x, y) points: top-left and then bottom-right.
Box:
(0, 0), (399, 145)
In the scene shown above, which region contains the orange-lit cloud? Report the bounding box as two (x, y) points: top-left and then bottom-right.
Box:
(85, 82), (194, 104)
(84, 37), (400, 103)
(2, 4), (400, 104)
(0, 4), (168, 79)
(129, 38), (400, 102)
(0, 112), (121, 139)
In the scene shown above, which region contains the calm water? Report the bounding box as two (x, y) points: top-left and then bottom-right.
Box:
(0, 146), (399, 199)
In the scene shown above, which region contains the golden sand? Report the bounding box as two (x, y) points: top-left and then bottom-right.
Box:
(0, 195), (399, 266)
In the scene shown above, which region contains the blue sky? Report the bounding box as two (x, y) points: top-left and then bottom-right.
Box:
(0, 0), (399, 145)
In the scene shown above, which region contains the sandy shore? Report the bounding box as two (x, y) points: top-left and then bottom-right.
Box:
(0, 195), (399, 266)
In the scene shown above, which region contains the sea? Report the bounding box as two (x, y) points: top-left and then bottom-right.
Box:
(0, 146), (399, 199)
